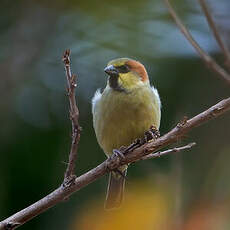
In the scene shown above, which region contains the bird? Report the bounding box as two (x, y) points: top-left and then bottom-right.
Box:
(92, 58), (161, 210)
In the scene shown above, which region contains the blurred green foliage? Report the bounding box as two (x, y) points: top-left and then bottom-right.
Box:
(0, 0), (230, 229)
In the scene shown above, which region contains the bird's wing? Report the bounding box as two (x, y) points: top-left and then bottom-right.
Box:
(92, 89), (102, 114)
(151, 86), (161, 108)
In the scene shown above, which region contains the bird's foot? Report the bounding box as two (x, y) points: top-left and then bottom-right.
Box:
(106, 149), (126, 171)
(131, 125), (160, 147)
(120, 126), (160, 156)
(113, 149), (126, 160)
(143, 125), (160, 143)
(107, 154), (120, 171)
(122, 140), (141, 154)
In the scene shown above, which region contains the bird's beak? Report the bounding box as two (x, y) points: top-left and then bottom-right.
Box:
(104, 65), (119, 76)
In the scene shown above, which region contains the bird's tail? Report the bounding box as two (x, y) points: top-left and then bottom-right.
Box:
(105, 167), (127, 210)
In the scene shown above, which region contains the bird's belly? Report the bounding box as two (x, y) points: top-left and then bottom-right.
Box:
(94, 90), (160, 156)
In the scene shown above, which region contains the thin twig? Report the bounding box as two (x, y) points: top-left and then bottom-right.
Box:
(198, 0), (230, 69)
(62, 49), (81, 182)
(164, 0), (230, 86)
(0, 97), (229, 230)
(141, 142), (196, 161)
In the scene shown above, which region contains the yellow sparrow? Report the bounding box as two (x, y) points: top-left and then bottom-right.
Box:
(92, 58), (161, 209)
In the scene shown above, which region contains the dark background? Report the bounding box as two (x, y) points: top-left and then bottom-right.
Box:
(0, 0), (230, 229)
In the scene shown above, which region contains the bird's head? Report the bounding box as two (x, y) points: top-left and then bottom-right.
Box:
(104, 58), (149, 92)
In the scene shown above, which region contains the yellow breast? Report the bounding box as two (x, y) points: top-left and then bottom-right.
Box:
(92, 85), (161, 156)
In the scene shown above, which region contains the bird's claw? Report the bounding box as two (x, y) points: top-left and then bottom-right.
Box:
(107, 149), (125, 171)
(109, 126), (160, 160)
(143, 125), (160, 143)
(128, 125), (160, 149)
(113, 149), (126, 160)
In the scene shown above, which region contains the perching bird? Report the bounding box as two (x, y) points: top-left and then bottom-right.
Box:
(92, 58), (161, 209)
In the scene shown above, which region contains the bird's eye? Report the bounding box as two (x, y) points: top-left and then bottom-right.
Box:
(117, 65), (129, 73)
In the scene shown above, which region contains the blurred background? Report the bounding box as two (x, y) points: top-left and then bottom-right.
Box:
(0, 0), (230, 229)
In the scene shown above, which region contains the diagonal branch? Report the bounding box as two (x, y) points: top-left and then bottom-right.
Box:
(198, 0), (230, 69)
(0, 97), (229, 230)
(164, 0), (230, 86)
(122, 97), (230, 163)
